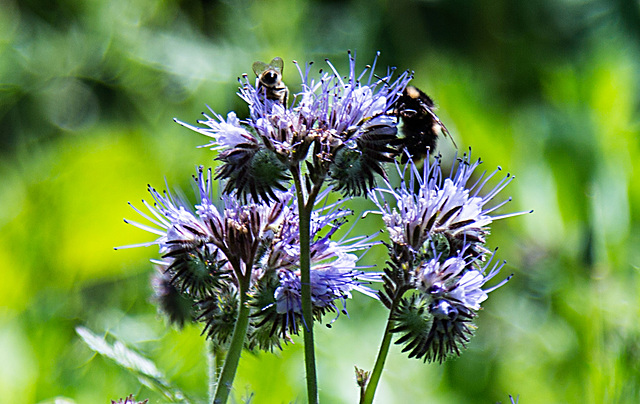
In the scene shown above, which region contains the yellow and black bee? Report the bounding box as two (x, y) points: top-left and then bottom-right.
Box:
(252, 57), (289, 106)
(395, 85), (456, 162)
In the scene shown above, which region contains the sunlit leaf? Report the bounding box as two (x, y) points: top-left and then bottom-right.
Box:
(75, 326), (191, 403)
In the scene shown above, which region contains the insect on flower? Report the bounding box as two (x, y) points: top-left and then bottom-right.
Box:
(252, 57), (289, 106)
(395, 85), (456, 162)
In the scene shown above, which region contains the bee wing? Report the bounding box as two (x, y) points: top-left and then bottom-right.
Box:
(425, 108), (457, 149)
(269, 57), (284, 73)
(252, 60), (270, 76)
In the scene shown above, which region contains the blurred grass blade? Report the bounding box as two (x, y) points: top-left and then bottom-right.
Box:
(76, 326), (191, 403)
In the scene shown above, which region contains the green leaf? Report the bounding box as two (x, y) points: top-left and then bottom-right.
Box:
(75, 326), (191, 403)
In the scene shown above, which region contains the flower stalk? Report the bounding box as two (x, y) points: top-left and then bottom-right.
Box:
(361, 295), (402, 404)
(292, 166), (325, 404)
(208, 342), (225, 401)
(212, 276), (251, 404)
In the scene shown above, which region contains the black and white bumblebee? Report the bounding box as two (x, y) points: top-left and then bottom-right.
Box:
(395, 85), (456, 162)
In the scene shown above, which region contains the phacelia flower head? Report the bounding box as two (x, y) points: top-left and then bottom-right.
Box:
(120, 166), (287, 288)
(177, 111), (290, 202)
(392, 250), (511, 363)
(119, 170), (381, 349)
(368, 151), (529, 363)
(249, 188), (382, 341)
(271, 250), (381, 329)
(118, 166), (290, 346)
(370, 150), (529, 262)
(176, 52), (414, 200)
(121, 175), (230, 298)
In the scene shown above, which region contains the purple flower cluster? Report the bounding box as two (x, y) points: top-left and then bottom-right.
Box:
(249, 188), (381, 340)
(121, 167), (380, 348)
(176, 52), (413, 199)
(115, 51), (530, 404)
(369, 153), (529, 362)
(121, 51), (527, 367)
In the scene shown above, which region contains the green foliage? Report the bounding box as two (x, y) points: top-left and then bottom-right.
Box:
(2, 0), (640, 403)
(75, 326), (188, 402)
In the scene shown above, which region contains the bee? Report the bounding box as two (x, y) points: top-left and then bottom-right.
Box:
(395, 85), (456, 162)
(252, 57), (289, 106)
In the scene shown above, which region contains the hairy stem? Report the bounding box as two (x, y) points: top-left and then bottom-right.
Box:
(208, 342), (226, 401)
(212, 278), (251, 404)
(361, 299), (401, 404)
(292, 168), (319, 404)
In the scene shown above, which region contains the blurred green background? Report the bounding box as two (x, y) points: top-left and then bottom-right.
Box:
(1, 0), (639, 402)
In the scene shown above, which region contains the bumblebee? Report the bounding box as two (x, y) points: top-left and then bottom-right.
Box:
(395, 85), (456, 162)
(252, 57), (289, 106)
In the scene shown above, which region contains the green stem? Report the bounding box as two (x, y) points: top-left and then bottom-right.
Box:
(214, 345), (226, 378)
(292, 168), (319, 404)
(208, 343), (226, 401)
(212, 279), (251, 404)
(361, 299), (400, 404)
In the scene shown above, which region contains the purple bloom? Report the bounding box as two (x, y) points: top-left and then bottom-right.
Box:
(177, 111), (256, 152)
(120, 167), (288, 276)
(118, 167), (292, 346)
(237, 51), (409, 151)
(270, 259), (381, 334)
(251, 188), (382, 337)
(176, 52), (414, 199)
(393, 250), (511, 363)
(370, 151), (529, 259)
(122, 170), (382, 346)
(417, 252), (510, 313)
(273, 251), (381, 323)
(369, 151), (530, 363)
